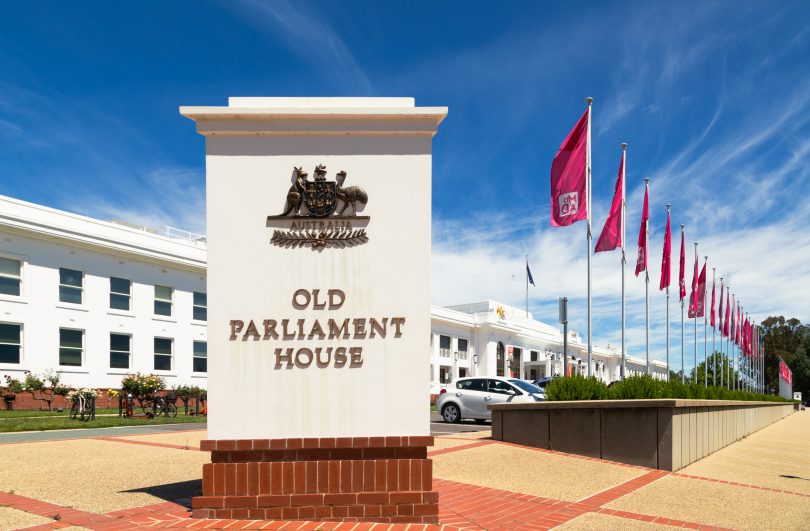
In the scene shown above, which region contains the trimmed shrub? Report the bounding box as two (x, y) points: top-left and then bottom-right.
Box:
(608, 375), (666, 399)
(546, 374), (791, 402)
(545, 375), (609, 401)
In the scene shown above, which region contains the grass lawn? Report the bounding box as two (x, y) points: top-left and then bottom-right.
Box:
(0, 407), (120, 418)
(0, 412), (205, 433)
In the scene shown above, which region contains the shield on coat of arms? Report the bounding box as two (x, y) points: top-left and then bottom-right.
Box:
(303, 181), (337, 217)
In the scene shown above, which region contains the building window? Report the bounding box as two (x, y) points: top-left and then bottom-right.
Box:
(193, 292), (207, 321)
(154, 285), (173, 316)
(531, 350), (538, 362)
(458, 338), (468, 352)
(510, 347), (522, 378)
(59, 328), (83, 367)
(0, 323), (21, 364)
(193, 341), (207, 373)
(110, 333), (131, 369)
(496, 342), (505, 377)
(0, 257), (21, 296)
(439, 335), (451, 358)
(154, 337), (172, 371)
(59, 268), (83, 304)
(110, 277), (131, 311)
(439, 367), (451, 384)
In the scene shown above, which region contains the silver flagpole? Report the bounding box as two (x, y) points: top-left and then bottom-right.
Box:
(586, 97), (593, 378)
(621, 144), (627, 380)
(713, 270), (717, 386)
(665, 204), (671, 381)
(693, 242), (698, 384)
(725, 284), (729, 388)
(704, 256), (708, 386)
(645, 178), (651, 375)
(680, 225), (685, 384)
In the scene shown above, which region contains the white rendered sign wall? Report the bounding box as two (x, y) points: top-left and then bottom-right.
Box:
(181, 98), (447, 440)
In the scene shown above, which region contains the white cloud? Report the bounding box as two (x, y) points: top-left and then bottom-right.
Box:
(224, 0), (372, 93)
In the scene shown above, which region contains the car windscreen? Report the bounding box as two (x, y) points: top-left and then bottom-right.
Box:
(509, 379), (544, 393)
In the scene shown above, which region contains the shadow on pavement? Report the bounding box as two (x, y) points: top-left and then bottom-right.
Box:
(121, 479), (201, 503)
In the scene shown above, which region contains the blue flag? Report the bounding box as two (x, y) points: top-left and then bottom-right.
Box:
(527, 263), (535, 286)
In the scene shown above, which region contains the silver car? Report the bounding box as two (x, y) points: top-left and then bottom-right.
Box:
(437, 377), (545, 423)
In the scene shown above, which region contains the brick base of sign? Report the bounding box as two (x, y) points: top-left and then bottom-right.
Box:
(192, 436), (438, 524)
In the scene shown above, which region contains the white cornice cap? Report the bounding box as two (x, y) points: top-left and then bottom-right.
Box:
(180, 97), (447, 137)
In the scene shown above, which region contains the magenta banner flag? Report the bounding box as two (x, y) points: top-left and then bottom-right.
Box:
(659, 210), (671, 290)
(734, 302), (740, 346)
(550, 109), (589, 227)
(595, 153), (624, 253)
(688, 253), (699, 317)
(723, 292), (730, 337)
(678, 231), (686, 301)
(718, 280), (724, 331)
(634, 185), (649, 276)
(696, 263), (707, 318)
(710, 277), (716, 327)
(731, 301), (737, 342)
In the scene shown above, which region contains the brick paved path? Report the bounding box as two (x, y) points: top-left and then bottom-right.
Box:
(0, 431), (758, 530)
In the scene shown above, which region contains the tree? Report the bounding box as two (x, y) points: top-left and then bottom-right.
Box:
(761, 316), (807, 393)
(690, 352), (741, 388)
(789, 334), (810, 401)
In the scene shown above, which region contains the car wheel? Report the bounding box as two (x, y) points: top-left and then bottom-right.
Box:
(474, 418), (487, 424)
(441, 403), (461, 423)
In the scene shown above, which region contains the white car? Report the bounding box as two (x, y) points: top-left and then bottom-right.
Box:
(437, 377), (545, 423)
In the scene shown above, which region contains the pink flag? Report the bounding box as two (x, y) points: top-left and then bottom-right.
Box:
(688, 253), (699, 317)
(678, 231), (686, 301)
(718, 280), (724, 331)
(710, 276), (716, 327)
(731, 300), (736, 342)
(635, 185), (649, 276)
(736, 304), (741, 345)
(696, 263), (707, 317)
(659, 209), (671, 290)
(745, 319), (751, 355)
(550, 109), (588, 227)
(595, 152), (624, 252)
(723, 292), (730, 337)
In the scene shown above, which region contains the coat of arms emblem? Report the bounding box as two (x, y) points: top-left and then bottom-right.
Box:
(270, 164), (370, 249)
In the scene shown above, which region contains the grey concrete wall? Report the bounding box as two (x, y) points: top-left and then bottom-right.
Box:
(492, 400), (794, 471)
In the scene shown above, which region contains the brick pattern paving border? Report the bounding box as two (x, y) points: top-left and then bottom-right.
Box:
(1, 433), (795, 530)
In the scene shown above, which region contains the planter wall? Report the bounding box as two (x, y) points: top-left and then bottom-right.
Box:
(0, 390), (189, 411)
(490, 399), (796, 471)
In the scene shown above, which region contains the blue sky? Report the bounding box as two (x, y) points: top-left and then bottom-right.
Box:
(1, 1), (809, 369)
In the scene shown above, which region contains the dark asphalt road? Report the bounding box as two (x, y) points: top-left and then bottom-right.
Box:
(0, 414), (487, 443)
(430, 411), (491, 435)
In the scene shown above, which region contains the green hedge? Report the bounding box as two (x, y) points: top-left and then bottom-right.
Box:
(545, 375), (790, 402)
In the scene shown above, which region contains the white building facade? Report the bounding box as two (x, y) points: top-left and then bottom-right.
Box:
(429, 301), (669, 394)
(0, 196), (207, 390)
(0, 195), (668, 393)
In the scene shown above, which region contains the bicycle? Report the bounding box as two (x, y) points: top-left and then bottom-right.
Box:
(142, 395), (177, 418)
(69, 394), (93, 422)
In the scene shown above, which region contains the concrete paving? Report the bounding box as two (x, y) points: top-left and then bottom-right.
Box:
(0, 506), (53, 530)
(0, 410), (807, 529)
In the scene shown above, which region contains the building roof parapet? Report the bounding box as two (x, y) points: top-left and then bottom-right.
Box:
(0, 194), (206, 272)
